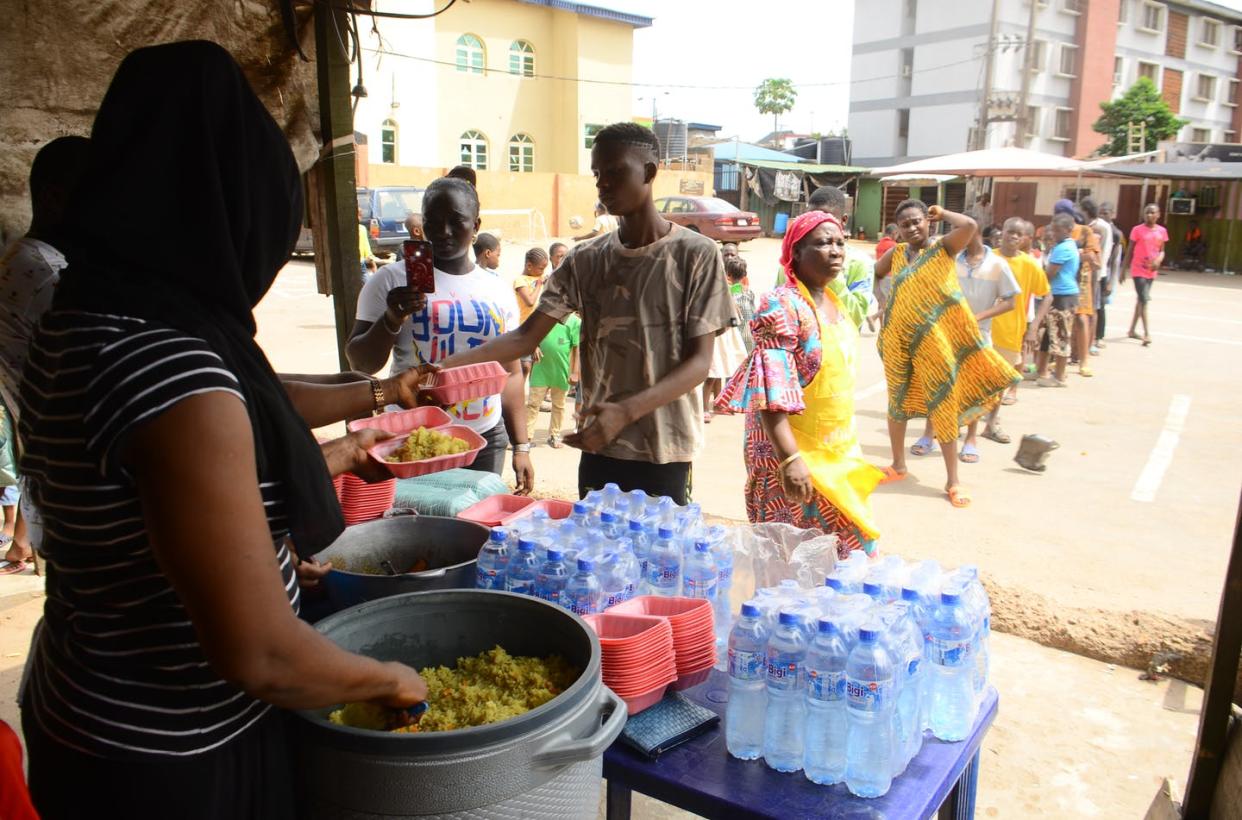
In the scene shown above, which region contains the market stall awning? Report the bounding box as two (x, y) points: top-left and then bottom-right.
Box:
(710, 141), (811, 164)
(869, 147), (1087, 177)
(879, 173), (959, 185)
(1090, 160), (1242, 181)
(740, 158), (868, 174)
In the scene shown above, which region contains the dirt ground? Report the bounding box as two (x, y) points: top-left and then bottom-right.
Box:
(2, 233), (1236, 816)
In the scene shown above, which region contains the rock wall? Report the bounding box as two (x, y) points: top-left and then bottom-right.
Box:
(0, 0), (322, 242)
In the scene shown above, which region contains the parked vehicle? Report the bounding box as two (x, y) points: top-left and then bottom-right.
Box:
(654, 196), (762, 242)
(358, 186), (427, 255)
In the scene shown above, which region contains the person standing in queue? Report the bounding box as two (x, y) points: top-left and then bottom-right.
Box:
(347, 178), (533, 489)
(18, 41), (428, 820)
(874, 200), (1019, 508)
(434, 122), (734, 504)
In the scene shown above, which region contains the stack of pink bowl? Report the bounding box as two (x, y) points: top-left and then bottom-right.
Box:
(582, 613), (677, 715)
(611, 597), (717, 691)
(337, 472), (396, 525)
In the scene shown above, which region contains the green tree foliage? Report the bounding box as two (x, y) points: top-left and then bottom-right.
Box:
(754, 78), (798, 134)
(1092, 78), (1188, 156)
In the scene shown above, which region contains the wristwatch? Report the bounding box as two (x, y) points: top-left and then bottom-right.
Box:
(512, 442), (531, 454)
(369, 378), (386, 412)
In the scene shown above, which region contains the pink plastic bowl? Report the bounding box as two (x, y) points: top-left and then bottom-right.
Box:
(424, 362), (509, 406)
(367, 425), (486, 479)
(347, 406), (453, 435)
(457, 494), (538, 527)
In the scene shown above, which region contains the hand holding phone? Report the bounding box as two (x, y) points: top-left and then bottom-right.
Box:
(403, 240), (435, 294)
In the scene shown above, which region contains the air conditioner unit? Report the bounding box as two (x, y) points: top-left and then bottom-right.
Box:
(1169, 197), (1196, 215)
(901, 64), (913, 78)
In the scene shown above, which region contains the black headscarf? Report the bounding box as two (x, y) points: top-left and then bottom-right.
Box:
(54, 40), (344, 554)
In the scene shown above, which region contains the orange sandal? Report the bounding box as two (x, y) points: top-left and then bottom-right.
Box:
(947, 486), (972, 508)
(879, 466), (908, 484)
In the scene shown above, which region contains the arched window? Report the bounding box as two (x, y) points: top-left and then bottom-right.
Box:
(460, 130), (489, 170)
(508, 133), (534, 173)
(509, 40), (535, 77)
(380, 118), (398, 164)
(456, 34), (485, 74)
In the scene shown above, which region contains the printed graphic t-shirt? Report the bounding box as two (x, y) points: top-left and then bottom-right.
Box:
(537, 224), (734, 464)
(1129, 223), (1169, 280)
(356, 261), (519, 434)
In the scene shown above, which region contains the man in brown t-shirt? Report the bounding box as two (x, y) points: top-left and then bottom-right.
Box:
(436, 122), (734, 502)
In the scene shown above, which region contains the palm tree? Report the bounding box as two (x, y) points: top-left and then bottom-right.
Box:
(754, 78), (798, 137)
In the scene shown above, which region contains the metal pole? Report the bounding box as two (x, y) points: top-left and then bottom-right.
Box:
(976, 0), (1003, 150)
(314, 2), (363, 370)
(1224, 217), (1234, 275)
(1014, 0), (1038, 146)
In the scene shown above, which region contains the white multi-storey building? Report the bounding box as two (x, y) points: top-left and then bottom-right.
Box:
(849, 0), (1242, 166)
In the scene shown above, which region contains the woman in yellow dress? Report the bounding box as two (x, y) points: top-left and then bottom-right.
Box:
(875, 200), (1020, 508)
(716, 211), (882, 558)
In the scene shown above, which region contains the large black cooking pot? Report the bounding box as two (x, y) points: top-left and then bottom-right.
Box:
(314, 515), (489, 611)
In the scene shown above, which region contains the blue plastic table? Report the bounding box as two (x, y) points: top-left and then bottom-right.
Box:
(604, 670), (998, 820)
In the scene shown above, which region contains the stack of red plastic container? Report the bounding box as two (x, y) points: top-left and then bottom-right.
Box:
(585, 597), (717, 715)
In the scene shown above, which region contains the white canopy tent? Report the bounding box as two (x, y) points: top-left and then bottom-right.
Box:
(870, 147), (1088, 177)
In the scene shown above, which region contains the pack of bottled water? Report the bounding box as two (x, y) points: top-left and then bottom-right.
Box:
(474, 484), (735, 620)
(725, 554), (991, 799)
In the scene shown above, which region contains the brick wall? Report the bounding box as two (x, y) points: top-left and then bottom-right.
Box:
(1164, 68), (1184, 114)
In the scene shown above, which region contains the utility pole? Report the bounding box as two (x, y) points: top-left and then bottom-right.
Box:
(1014, 0), (1039, 145)
(975, 0), (1003, 150)
(314, 2), (362, 369)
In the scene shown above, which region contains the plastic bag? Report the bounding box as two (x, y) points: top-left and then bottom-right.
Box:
(731, 522), (840, 600)
(393, 469), (510, 517)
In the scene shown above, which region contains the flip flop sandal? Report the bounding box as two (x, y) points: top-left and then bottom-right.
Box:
(1142, 337), (1152, 347)
(910, 437), (937, 457)
(947, 486), (973, 508)
(982, 428), (1011, 444)
(879, 466), (908, 485)
(1129, 331), (1143, 340)
(959, 443), (981, 463)
(1001, 395), (1018, 406)
(0, 558), (31, 575)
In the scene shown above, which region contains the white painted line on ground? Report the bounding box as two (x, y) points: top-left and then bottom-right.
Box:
(1153, 331), (1242, 346)
(1131, 394), (1192, 503)
(855, 381), (886, 401)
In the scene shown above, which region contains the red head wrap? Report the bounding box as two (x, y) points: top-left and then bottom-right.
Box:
(779, 210), (843, 287)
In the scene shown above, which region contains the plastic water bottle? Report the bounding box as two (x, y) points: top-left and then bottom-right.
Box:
(565, 558), (603, 615)
(888, 602), (925, 774)
(476, 528), (510, 590)
(726, 602), (769, 760)
(568, 501), (592, 530)
(645, 526), (682, 596)
(683, 541), (718, 601)
(803, 619), (849, 785)
(955, 566), (991, 708)
(503, 540), (539, 595)
(627, 519), (651, 576)
(612, 539), (640, 602)
(600, 483), (623, 515)
(624, 489), (648, 519)
(762, 612), (808, 773)
(599, 510), (625, 542)
(711, 528), (735, 651)
(926, 590), (976, 741)
(845, 625), (896, 798)
(534, 548), (570, 607)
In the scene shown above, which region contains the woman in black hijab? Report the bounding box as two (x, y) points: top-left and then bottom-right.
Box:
(18, 41), (426, 819)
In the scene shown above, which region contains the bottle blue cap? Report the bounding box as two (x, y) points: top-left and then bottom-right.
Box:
(694, 540), (711, 552)
(858, 627), (879, 642)
(490, 527), (508, 541)
(657, 527), (675, 539)
(941, 590), (961, 605)
(629, 519), (644, 531)
(740, 602), (760, 618)
(818, 619), (839, 634)
(863, 582), (883, 597)
(778, 612), (799, 626)
(546, 549), (564, 561)
(517, 540), (535, 551)
(902, 587), (920, 602)
(600, 511), (617, 524)
(825, 576), (844, 590)
(577, 558), (594, 572)
(572, 502), (589, 515)
(603, 483), (621, 492)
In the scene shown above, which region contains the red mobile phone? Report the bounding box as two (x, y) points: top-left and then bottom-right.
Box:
(403, 239), (435, 294)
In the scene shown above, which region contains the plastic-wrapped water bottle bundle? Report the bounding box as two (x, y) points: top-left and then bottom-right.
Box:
(474, 485), (735, 620)
(725, 556), (992, 799)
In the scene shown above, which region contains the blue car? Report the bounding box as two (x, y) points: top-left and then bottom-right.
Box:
(358, 186), (426, 256)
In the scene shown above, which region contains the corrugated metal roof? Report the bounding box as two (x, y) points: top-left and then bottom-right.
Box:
(515, 0), (653, 28)
(1094, 161), (1242, 181)
(710, 141), (810, 163)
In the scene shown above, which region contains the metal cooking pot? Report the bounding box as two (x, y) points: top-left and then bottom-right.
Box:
(294, 590), (626, 819)
(315, 515), (490, 612)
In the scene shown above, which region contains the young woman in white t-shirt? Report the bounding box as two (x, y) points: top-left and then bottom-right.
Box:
(345, 178), (533, 490)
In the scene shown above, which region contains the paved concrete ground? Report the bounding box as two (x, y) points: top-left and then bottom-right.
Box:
(2, 235), (1233, 816)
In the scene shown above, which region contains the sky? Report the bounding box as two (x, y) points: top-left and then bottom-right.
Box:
(604, 0), (857, 142)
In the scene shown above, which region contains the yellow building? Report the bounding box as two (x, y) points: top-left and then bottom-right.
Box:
(356, 0), (650, 177)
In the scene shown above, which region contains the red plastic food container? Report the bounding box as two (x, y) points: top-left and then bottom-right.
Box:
(367, 425), (486, 479)
(347, 406), (453, 435)
(457, 494), (538, 527)
(424, 362), (509, 406)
